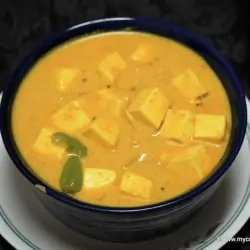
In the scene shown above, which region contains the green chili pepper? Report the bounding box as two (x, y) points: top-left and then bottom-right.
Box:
(52, 132), (87, 158)
(59, 155), (83, 194)
(52, 132), (71, 147)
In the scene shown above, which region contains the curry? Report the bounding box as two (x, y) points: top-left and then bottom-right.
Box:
(11, 32), (231, 207)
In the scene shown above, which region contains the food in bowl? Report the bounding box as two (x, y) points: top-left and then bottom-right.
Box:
(1, 17), (246, 243)
(12, 32), (232, 206)
(11, 31), (232, 208)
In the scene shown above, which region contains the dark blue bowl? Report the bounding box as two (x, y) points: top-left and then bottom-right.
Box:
(0, 17), (247, 242)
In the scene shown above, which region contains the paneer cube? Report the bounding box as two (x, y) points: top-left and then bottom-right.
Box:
(90, 117), (120, 147)
(194, 114), (227, 142)
(52, 100), (91, 133)
(168, 145), (209, 179)
(33, 128), (65, 158)
(57, 68), (80, 92)
(97, 89), (123, 117)
(120, 172), (153, 199)
(164, 167), (200, 196)
(172, 69), (207, 101)
(83, 168), (116, 200)
(131, 43), (155, 63)
(128, 88), (170, 128)
(99, 52), (127, 82)
(160, 110), (194, 143)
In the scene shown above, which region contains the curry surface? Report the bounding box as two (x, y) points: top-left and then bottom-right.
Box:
(12, 32), (231, 207)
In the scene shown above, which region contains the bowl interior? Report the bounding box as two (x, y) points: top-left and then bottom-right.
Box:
(0, 17), (247, 213)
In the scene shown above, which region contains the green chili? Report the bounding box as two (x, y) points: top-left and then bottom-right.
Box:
(52, 132), (87, 158)
(59, 155), (83, 194)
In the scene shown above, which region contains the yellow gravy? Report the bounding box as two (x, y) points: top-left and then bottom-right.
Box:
(12, 32), (231, 207)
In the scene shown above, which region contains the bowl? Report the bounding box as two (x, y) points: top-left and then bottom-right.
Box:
(0, 17), (247, 243)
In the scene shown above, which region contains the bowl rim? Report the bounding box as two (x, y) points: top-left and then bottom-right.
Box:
(0, 17), (247, 214)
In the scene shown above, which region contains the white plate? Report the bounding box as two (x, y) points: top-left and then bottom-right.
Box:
(1, 98), (250, 250)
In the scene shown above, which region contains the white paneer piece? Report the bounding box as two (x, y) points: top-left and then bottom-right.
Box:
(172, 69), (207, 101)
(194, 114), (227, 142)
(52, 100), (91, 133)
(33, 128), (65, 158)
(128, 87), (170, 128)
(97, 89), (123, 117)
(168, 145), (209, 179)
(98, 52), (127, 82)
(160, 110), (194, 143)
(56, 68), (80, 92)
(90, 117), (120, 147)
(83, 168), (116, 200)
(120, 172), (153, 199)
(131, 43), (155, 63)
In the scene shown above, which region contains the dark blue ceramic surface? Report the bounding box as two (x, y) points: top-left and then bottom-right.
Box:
(0, 17), (247, 242)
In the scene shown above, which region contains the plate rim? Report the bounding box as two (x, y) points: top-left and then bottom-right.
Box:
(199, 128), (250, 249)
